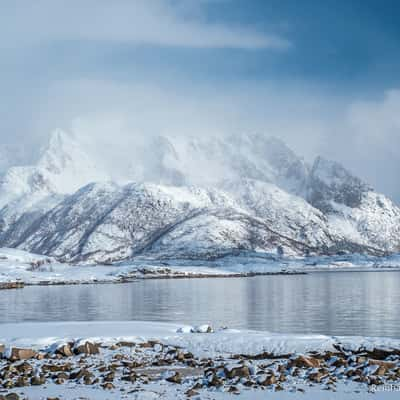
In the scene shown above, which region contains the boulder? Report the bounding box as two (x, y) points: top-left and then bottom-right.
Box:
(258, 374), (277, 386)
(165, 371), (182, 384)
(103, 371), (115, 382)
(115, 341), (135, 348)
(185, 388), (200, 397)
(15, 361), (32, 373)
(31, 375), (46, 385)
(369, 359), (396, 370)
(225, 365), (250, 379)
(102, 382), (115, 390)
(9, 348), (37, 361)
(291, 355), (321, 369)
(74, 341), (99, 355)
(56, 344), (73, 357)
(5, 394), (19, 400)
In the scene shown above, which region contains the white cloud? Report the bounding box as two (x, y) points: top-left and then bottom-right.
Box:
(349, 89), (400, 152)
(1, 0), (289, 50)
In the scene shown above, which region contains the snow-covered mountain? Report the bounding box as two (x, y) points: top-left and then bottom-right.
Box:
(0, 130), (398, 263)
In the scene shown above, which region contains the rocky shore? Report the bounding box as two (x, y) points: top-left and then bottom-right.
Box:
(1, 327), (400, 399)
(0, 283), (24, 290)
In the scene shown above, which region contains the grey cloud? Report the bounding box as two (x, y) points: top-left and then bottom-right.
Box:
(1, 0), (289, 50)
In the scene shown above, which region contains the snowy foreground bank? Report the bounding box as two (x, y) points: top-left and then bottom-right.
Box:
(1, 321), (400, 399)
(1, 248), (400, 288)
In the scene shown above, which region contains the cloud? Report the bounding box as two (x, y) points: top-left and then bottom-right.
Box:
(311, 89), (400, 202)
(1, 0), (289, 50)
(349, 89), (400, 151)
(25, 78), (339, 179)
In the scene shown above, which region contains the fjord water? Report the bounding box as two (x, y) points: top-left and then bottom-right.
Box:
(1, 271), (399, 338)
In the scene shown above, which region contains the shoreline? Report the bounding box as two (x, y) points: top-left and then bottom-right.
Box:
(0, 321), (399, 399)
(1, 247), (400, 290)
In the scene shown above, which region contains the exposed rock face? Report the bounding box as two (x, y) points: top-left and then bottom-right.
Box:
(0, 130), (399, 262)
(307, 157), (371, 213)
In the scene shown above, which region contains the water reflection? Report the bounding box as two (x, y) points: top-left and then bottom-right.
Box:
(0, 271), (399, 338)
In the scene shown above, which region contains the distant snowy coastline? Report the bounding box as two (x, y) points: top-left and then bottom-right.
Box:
(1, 247), (399, 288)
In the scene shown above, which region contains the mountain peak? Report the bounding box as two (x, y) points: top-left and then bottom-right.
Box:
(307, 156), (371, 212)
(38, 129), (81, 174)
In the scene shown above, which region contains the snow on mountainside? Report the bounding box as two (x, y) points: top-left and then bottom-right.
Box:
(0, 129), (398, 263)
(307, 157), (400, 253)
(0, 181), (317, 262)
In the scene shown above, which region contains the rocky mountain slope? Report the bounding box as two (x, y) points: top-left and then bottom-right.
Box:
(0, 130), (398, 263)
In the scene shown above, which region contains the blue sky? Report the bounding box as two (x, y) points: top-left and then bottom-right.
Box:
(1, 0), (400, 200)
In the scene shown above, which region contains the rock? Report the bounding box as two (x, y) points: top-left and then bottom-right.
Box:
(5, 394), (19, 400)
(225, 365), (250, 379)
(291, 355), (321, 369)
(275, 384), (284, 391)
(308, 371), (325, 383)
(14, 376), (29, 387)
(185, 388), (200, 397)
(329, 357), (348, 368)
(31, 375), (46, 385)
(15, 361), (32, 373)
(70, 368), (92, 381)
(153, 343), (163, 352)
(116, 341), (135, 348)
(176, 350), (185, 362)
(83, 375), (94, 385)
(375, 366), (388, 376)
(369, 359), (396, 370)
(258, 374), (277, 386)
(3, 380), (14, 389)
(121, 374), (136, 383)
(57, 372), (69, 380)
(228, 385), (240, 394)
(278, 373), (287, 382)
(102, 382), (115, 390)
(56, 344), (73, 357)
(184, 352), (194, 359)
(165, 371), (182, 384)
(195, 325), (213, 333)
(9, 348), (37, 361)
(103, 371), (115, 382)
(74, 341), (99, 355)
(42, 363), (72, 373)
(366, 349), (397, 360)
(205, 372), (223, 387)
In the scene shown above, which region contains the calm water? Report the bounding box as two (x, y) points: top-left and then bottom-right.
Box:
(0, 271), (399, 338)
